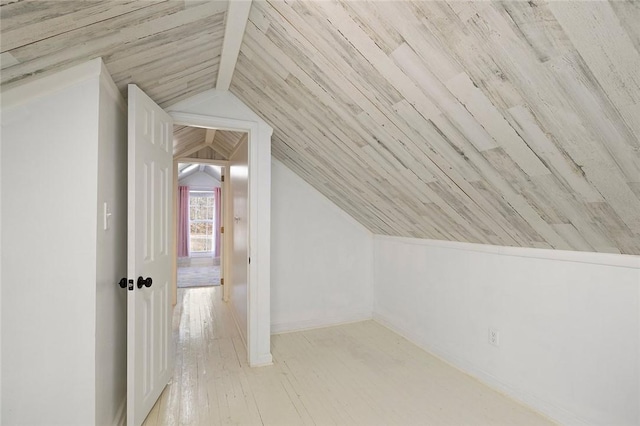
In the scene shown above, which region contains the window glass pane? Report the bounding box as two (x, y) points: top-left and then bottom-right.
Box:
(190, 196), (215, 221)
(190, 222), (213, 235)
(190, 236), (211, 253)
(189, 192), (215, 252)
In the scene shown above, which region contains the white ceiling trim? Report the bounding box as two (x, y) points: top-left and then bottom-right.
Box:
(175, 157), (230, 167)
(216, 0), (253, 91)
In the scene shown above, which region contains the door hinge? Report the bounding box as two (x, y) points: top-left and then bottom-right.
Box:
(221, 175), (225, 182)
(220, 278), (224, 286)
(248, 257), (251, 264)
(220, 226), (224, 233)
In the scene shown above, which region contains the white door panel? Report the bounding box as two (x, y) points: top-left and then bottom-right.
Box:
(127, 84), (173, 426)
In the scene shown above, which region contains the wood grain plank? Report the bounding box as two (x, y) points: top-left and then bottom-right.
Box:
(609, 1), (640, 54)
(245, 3), (529, 246)
(549, 1), (640, 109)
(507, 105), (604, 203)
(1, 0), (98, 33)
(9, 0), (638, 254)
(239, 42), (500, 243)
(5, 1), (186, 64)
(391, 42), (498, 152)
(1, 1), (159, 52)
(445, 72), (550, 177)
(499, 0), (574, 64)
(1, 1), (226, 86)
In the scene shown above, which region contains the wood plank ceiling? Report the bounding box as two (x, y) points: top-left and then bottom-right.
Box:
(1, 0), (639, 255)
(230, 0), (640, 255)
(173, 125), (246, 160)
(0, 0), (228, 107)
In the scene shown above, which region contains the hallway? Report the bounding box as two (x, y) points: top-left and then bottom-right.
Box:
(177, 258), (221, 288)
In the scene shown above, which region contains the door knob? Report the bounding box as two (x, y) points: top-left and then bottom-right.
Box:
(137, 276), (152, 289)
(118, 278), (127, 289)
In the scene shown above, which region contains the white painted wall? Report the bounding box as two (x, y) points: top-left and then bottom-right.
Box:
(373, 236), (640, 426)
(270, 159), (374, 333)
(1, 59), (127, 425)
(2, 74), (99, 425)
(178, 170), (220, 189)
(230, 138), (249, 343)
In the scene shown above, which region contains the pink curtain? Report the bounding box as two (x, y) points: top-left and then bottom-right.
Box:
(178, 186), (190, 258)
(213, 187), (222, 258)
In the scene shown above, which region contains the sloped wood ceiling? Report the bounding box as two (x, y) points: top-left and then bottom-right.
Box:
(210, 129), (247, 158)
(2, 1), (639, 256)
(173, 124), (245, 160)
(0, 0), (227, 107)
(231, 0), (640, 255)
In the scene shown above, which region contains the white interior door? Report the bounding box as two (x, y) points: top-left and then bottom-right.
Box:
(127, 84), (174, 426)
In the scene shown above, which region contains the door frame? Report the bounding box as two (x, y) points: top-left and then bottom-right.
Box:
(170, 112), (273, 367)
(172, 159), (229, 302)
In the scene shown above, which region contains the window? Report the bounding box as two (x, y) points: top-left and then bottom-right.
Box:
(189, 191), (214, 253)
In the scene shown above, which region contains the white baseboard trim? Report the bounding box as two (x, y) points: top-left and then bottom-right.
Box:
(271, 311), (373, 334)
(372, 312), (589, 426)
(251, 353), (274, 367)
(227, 302), (273, 367)
(114, 397), (126, 426)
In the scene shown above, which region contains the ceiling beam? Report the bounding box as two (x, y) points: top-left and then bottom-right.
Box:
(177, 163), (199, 180)
(174, 139), (199, 157)
(228, 132), (248, 160)
(175, 139), (209, 158)
(216, 0), (253, 91)
(205, 128), (217, 145)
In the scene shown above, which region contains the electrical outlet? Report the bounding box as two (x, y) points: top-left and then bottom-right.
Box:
(488, 328), (500, 347)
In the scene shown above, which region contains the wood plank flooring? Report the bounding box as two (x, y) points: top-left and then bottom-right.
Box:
(143, 287), (554, 426)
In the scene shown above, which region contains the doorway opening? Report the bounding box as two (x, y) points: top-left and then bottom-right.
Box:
(169, 101), (273, 368)
(171, 123), (249, 314)
(176, 163), (223, 289)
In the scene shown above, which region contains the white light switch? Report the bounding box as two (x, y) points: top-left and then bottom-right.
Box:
(103, 202), (112, 230)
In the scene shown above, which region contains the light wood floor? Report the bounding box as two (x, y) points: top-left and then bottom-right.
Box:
(143, 287), (554, 426)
